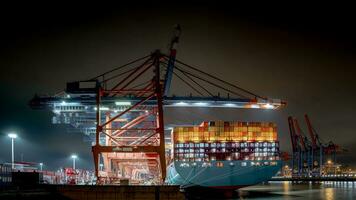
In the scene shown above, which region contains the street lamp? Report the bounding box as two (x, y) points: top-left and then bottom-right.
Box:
(39, 163), (43, 171)
(8, 133), (18, 169)
(71, 154), (78, 169)
(99, 163), (104, 171)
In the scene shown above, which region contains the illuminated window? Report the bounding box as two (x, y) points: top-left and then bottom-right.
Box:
(217, 162), (224, 167)
(241, 162), (247, 166)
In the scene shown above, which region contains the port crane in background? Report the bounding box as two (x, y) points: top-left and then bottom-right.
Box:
(30, 26), (286, 184)
(288, 114), (346, 178)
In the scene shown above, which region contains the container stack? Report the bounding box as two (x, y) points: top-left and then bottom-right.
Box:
(173, 121), (277, 143)
(172, 121), (280, 162)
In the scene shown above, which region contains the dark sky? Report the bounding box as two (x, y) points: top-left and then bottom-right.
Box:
(0, 2), (355, 170)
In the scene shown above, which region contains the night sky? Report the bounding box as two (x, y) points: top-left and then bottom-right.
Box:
(0, 3), (355, 170)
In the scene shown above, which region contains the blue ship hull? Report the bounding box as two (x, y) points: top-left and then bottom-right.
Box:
(167, 160), (281, 189)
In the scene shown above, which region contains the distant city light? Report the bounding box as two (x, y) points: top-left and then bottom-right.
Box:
(115, 101), (132, 106)
(224, 103), (236, 107)
(8, 133), (18, 139)
(61, 101), (66, 105)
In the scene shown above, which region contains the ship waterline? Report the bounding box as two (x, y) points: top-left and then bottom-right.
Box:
(167, 160), (281, 189)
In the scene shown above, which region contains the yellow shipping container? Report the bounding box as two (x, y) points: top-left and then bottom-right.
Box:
(173, 121), (278, 143)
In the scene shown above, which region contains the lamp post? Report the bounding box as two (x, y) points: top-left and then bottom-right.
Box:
(71, 154), (78, 169)
(40, 163), (43, 171)
(8, 133), (18, 169)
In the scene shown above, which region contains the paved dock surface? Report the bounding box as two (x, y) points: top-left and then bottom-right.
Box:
(0, 185), (185, 200)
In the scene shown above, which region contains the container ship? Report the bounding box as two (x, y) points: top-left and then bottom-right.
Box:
(167, 121), (281, 189)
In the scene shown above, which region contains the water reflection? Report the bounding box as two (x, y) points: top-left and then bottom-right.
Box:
(324, 188), (334, 200)
(282, 181), (290, 194)
(185, 181), (356, 199)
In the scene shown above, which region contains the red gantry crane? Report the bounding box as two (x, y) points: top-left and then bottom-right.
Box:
(288, 114), (346, 178)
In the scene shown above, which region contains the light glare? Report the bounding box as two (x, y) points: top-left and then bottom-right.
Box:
(194, 102), (208, 106)
(264, 104), (274, 109)
(8, 133), (17, 139)
(115, 101), (132, 106)
(175, 102), (188, 106)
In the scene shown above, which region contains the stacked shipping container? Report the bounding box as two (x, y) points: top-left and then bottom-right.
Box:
(172, 121), (280, 162)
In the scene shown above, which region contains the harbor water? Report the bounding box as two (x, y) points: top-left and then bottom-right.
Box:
(186, 181), (356, 199)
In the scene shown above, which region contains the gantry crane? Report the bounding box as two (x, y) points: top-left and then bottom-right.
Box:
(288, 116), (310, 177)
(29, 26), (286, 184)
(288, 114), (346, 178)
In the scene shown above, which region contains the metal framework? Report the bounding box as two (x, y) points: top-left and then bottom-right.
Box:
(288, 115), (346, 177)
(91, 51), (168, 184)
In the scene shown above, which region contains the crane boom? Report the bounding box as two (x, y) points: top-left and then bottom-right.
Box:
(163, 24), (181, 96)
(293, 119), (307, 151)
(304, 114), (318, 149)
(288, 116), (298, 152)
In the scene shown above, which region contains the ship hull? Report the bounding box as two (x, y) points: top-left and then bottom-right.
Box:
(167, 160), (281, 189)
